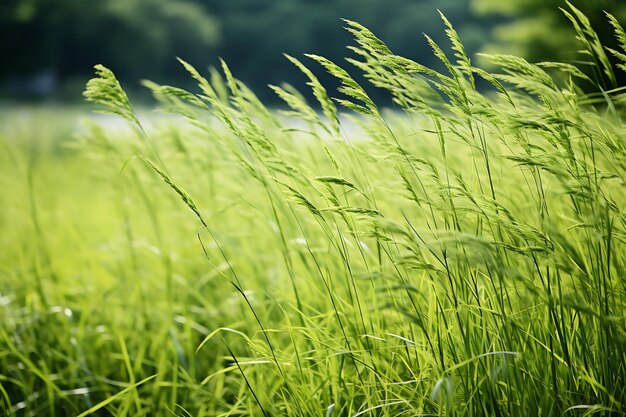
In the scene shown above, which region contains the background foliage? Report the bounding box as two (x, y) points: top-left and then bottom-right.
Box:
(6, 0), (626, 101)
(474, 0), (626, 87)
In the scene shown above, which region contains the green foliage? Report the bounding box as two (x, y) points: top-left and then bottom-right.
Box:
(473, 0), (626, 87)
(1, 0), (487, 101)
(0, 0), (219, 88)
(2, 6), (626, 417)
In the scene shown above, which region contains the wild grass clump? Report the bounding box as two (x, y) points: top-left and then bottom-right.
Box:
(1, 4), (626, 416)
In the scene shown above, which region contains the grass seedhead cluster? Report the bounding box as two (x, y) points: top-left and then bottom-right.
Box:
(2, 4), (625, 416)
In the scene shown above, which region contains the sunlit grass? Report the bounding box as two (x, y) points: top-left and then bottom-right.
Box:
(2, 5), (626, 416)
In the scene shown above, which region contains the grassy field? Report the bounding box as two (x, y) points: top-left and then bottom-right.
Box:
(2, 9), (626, 417)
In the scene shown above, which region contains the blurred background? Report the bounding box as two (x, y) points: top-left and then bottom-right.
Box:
(1, 0), (626, 103)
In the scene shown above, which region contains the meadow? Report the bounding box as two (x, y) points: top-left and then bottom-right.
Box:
(1, 7), (626, 417)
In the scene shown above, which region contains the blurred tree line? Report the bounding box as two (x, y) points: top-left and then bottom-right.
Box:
(1, 0), (625, 101)
(475, 0), (626, 89)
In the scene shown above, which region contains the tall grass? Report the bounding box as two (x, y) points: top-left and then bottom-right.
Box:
(2, 4), (626, 416)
